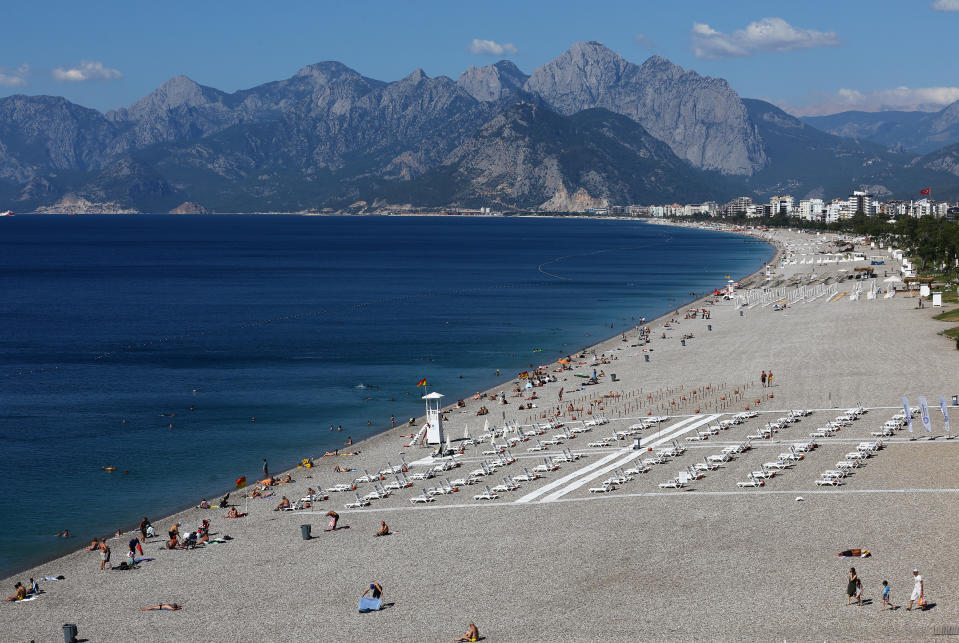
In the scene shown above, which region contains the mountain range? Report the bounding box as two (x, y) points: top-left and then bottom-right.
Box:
(1, 41), (958, 213)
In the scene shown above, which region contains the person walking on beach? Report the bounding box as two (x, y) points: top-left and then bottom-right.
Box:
(761, 371), (767, 388)
(262, 458), (269, 479)
(908, 569), (924, 610)
(881, 580), (891, 610)
(767, 370), (774, 387)
(846, 567), (861, 605)
(139, 517), (149, 540)
(558, 387), (563, 402)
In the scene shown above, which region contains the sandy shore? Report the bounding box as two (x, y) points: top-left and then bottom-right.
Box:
(4, 226), (959, 642)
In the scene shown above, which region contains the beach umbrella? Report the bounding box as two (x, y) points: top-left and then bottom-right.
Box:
(483, 418), (489, 434)
(445, 434), (451, 451)
(463, 425), (470, 440)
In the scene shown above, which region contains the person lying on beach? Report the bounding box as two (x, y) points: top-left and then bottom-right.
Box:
(249, 489), (263, 499)
(5, 583), (26, 601)
(279, 474), (293, 484)
(225, 507), (247, 518)
(836, 549), (871, 558)
(374, 521), (390, 537)
(198, 499), (210, 509)
(85, 538), (100, 551)
(274, 496), (291, 511)
(333, 465), (351, 473)
(140, 603), (181, 611)
(454, 623), (480, 642)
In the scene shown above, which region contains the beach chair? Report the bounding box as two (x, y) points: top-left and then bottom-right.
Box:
(706, 453), (730, 463)
(815, 476), (841, 486)
(329, 483), (355, 493)
(409, 469), (434, 481)
(658, 477), (684, 489)
(589, 482), (615, 493)
(512, 468), (540, 482)
(871, 428), (894, 437)
(736, 474), (764, 488)
(624, 461), (650, 475)
(763, 460), (792, 471)
(527, 440), (547, 452)
(822, 469), (847, 478)
(345, 493), (370, 509)
(473, 486), (499, 501)
(705, 425), (720, 436)
(355, 469), (379, 484)
(685, 431), (708, 442)
(410, 490), (434, 503)
(587, 438), (611, 448)
(751, 466), (775, 479)
(694, 457), (720, 471)
(685, 467), (704, 481)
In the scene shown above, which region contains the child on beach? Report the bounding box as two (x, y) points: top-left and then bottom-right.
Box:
(881, 581), (890, 610)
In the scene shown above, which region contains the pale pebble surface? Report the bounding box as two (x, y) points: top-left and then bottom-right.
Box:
(3, 226), (958, 642)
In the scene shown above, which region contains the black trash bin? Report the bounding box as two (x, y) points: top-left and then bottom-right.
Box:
(739, 310), (744, 317)
(610, 374), (617, 382)
(644, 354), (649, 362)
(300, 524), (311, 540)
(708, 324), (712, 331)
(953, 395), (958, 406)
(681, 339), (686, 346)
(63, 623), (78, 643)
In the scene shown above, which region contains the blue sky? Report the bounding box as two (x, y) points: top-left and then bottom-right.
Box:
(2, 0), (958, 115)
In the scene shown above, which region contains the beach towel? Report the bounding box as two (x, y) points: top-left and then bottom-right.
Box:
(15, 595), (39, 602)
(358, 597), (382, 612)
(40, 576), (65, 581)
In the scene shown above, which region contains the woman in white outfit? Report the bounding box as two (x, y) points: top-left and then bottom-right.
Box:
(908, 569), (923, 611)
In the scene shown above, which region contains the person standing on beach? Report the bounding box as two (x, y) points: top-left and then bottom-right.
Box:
(139, 517), (149, 540)
(881, 581), (891, 610)
(391, 415), (395, 429)
(761, 371), (767, 388)
(767, 370), (774, 387)
(99, 539), (111, 570)
(908, 569), (924, 610)
(262, 458), (269, 479)
(846, 567), (860, 605)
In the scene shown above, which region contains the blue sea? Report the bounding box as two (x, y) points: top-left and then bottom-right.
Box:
(0, 215), (772, 577)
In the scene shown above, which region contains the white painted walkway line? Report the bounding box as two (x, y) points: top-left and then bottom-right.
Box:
(539, 414), (724, 502)
(307, 487), (959, 518)
(512, 415), (702, 504)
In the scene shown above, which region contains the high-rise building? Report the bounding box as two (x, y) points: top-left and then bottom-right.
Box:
(847, 191), (876, 216)
(769, 195), (795, 215)
(798, 199), (824, 221)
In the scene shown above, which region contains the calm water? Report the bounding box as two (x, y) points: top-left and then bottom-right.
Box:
(0, 215), (771, 576)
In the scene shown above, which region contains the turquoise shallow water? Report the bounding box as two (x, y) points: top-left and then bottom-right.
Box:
(0, 215), (772, 577)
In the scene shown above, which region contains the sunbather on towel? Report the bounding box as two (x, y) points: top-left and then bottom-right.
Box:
(4, 583), (26, 601)
(225, 507), (247, 519)
(274, 496), (291, 511)
(279, 474), (293, 484)
(140, 603), (181, 611)
(454, 623), (480, 642)
(836, 549), (871, 558)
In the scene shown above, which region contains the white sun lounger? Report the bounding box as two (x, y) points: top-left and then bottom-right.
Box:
(589, 482), (615, 493)
(658, 478), (685, 489)
(328, 483), (355, 493)
(816, 476), (841, 486)
(706, 453), (731, 463)
(473, 486), (499, 501)
(736, 474), (763, 488)
(345, 493), (370, 509)
(527, 440), (547, 452)
(409, 470), (434, 480)
(695, 457), (720, 471)
(410, 490), (434, 503)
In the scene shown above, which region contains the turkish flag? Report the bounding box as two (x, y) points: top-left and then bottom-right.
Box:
(920, 188), (931, 195)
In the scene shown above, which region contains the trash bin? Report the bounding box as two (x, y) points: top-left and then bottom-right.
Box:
(62, 624), (78, 643)
(632, 438), (641, 450)
(644, 354), (649, 362)
(953, 395), (958, 406)
(739, 310), (744, 317)
(681, 339), (686, 346)
(300, 524), (311, 540)
(610, 374), (617, 382)
(708, 324), (712, 331)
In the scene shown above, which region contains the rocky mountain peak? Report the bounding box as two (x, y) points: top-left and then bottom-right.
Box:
(457, 60), (529, 102)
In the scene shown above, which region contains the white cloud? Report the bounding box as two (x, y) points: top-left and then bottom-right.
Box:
(52, 60), (122, 82)
(692, 17), (841, 59)
(779, 86), (959, 116)
(0, 64), (29, 87)
(932, 0), (959, 11)
(468, 39), (518, 56)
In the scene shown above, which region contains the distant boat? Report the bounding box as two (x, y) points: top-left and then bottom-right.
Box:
(0, 210), (13, 217)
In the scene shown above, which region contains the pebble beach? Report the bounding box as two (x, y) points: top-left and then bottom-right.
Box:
(4, 225), (959, 642)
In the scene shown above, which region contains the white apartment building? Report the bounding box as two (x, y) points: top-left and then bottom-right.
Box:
(847, 191), (876, 216)
(824, 198), (848, 223)
(769, 195), (795, 215)
(798, 198), (824, 221)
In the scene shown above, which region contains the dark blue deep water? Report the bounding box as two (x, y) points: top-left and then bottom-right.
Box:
(0, 215), (772, 576)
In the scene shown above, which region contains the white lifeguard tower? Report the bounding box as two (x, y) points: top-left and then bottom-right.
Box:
(422, 392), (445, 445)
